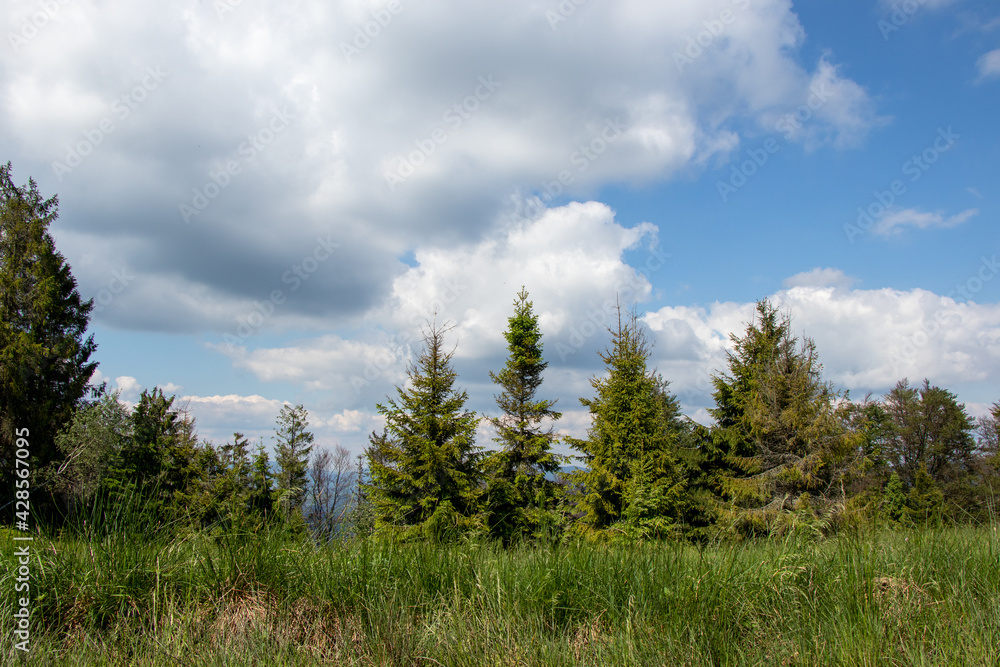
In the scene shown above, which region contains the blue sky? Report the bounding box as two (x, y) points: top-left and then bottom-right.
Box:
(2, 0), (998, 455)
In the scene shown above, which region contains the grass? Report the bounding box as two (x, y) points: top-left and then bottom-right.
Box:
(2, 520), (998, 665)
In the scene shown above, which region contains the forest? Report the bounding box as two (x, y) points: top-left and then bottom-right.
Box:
(3, 163), (999, 664)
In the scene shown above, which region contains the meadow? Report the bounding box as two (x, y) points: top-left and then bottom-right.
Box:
(3, 517), (998, 666)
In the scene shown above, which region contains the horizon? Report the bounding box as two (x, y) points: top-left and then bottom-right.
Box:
(3, 0), (998, 455)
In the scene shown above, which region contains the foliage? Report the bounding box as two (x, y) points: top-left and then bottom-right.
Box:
(709, 299), (847, 528)
(274, 403), (315, 523)
(882, 379), (977, 489)
(484, 288), (565, 543)
(47, 389), (130, 517)
(363, 321), (482, 539)
(0, 162), (97, 508)
(569, 306), (686, 538)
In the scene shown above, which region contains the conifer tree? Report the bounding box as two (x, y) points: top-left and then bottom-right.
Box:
(1, 162), (97, 505)
(364, 321), (482, 538)
(485, 288), (563, 542)
(248, 442), (275, 518)
(570, 306), (685, 538)
(214, 432), (253, 524)
(274, 403), (314, 522)
(709, 299), (846, 520)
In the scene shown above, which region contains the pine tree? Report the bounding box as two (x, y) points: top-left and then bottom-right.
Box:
(1, 162), (97, 507)
(274, 403), (314, 522)
(709, 299), (845, 521)
(485, 288), (564, 542)
(364, 321), (482, 539)
(570, 306), (685, 538)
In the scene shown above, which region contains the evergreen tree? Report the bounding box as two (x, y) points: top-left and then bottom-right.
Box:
(102, 388), (206, 525)
(485, 288), (564, 542)
(882, 472), (906, 523)
(0, 162), (97, 506)
(212, 432), (253, 526)
(103, 389), (178, 504)
(364, 321), (482, 539)
(709, 299), (846, 522)
(247, 442), (275, 519)
(274, 403), (314, 522)
(570, 306), (685, 538)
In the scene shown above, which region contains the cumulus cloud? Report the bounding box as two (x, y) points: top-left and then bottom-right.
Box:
(1, 0), (882, 337)
(644, 285), (1000, 409)
(189, 277), (1000, 450)
(219, 200), (665, 415)
(783, 268), (858, 290)
(873, 207), (978, 237)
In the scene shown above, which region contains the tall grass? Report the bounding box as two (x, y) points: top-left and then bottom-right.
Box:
(2, 503), (998, 666)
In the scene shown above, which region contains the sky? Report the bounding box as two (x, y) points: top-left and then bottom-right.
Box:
(2, 0), (998, 457)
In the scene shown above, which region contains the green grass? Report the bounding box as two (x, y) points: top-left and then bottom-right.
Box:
(2, 522), (999, 665)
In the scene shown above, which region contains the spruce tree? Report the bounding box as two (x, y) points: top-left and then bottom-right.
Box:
(248, 442), (275, 519)
(709, 299), (846, 521)
(214, 432), (253, 525)
(570, 306), (685, 538)
(485, 288), (563, 542)
(364, 321), (481, 539)
(1, 162), (97, 506)
(274, 403), (314, 522)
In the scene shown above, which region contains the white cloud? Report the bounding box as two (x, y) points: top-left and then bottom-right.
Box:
(976, 48), (1000, 81)
(1, 0), (882, 335)
(188, 278), (1000, 449)
(644, 286), (1000, 409)
(114, 375), (142, 403)
(217, 200), (664, 411)
(783, 268), (858, 290)
(873, 207), (978, 237)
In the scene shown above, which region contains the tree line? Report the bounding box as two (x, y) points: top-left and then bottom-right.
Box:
(3, 162), (998, 542)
